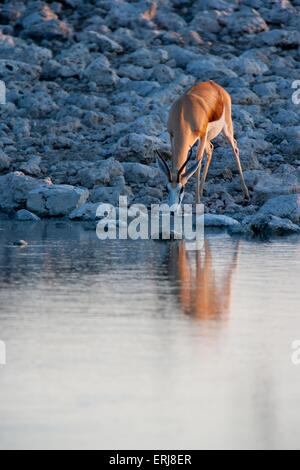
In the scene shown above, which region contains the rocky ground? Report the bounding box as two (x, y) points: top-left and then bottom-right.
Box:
(0, 0), (300, 236)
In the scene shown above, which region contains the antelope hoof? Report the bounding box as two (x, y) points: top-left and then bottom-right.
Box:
(242, 193), (250, 205)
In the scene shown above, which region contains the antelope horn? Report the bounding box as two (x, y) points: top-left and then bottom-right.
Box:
(156, 150), (172, 182)
(177, 141), (198, 182)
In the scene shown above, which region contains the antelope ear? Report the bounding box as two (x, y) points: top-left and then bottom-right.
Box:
(180, 160), (201, 185)
(156, 151), (171, 182)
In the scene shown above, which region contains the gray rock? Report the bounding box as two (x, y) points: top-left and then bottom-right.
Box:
(204, 214), (241, 228)
(45, 43), (91, 79)
(161, 45), (198, 69)
(0, 150), (11, 172)
(126, 47), (168, 68)
(209, 142), (262, 176)
(252, 82), (278, 100)
(118, 78), (160, 97)
(0, 59), (41, 81)
(156, 10), (187, 31)
(83, 55), (119, 86)
(105, 1), (151, 29)
(69, 203), (101, 221)
(257, 29), (300, 48)
(13, 118), (31, 138)
(90, 186), (126, 206)
(187, 56), (237, 79)
(230, 88), (261, 105)
(229, 55), (269, 76)
(190, 11), (222, 36)
(0, 41), (52, 65)
(0, 172), (49, 213)
(253, 165), (300, 204)
(77, 158), (124, 189)
(221, 7), (268, 35)
(18, 91), (58, 119)
(193, 0), (236, 10)
(150, 64), (175, 84)
(84, 31), (123, 54)
(123, 162), (165, 186)
(113, 133), (165, 162)
(279, 127), (300, 156)
(27, 185), (89, 217)
(247, 214), (300, 236)
(20, 156), (42, 177)
(257, 194), (300, 224)
(117, 64), (149, 81)
(15, 209), (41, 222)
(19, 4), (72, 40)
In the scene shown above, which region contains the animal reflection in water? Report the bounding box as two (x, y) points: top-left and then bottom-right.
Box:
(167, 240), (240, 320)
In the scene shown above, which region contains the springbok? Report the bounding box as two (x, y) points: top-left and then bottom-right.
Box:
(156, 80), (249, 211)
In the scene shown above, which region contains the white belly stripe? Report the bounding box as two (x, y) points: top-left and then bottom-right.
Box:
(207, 111), (225, 141)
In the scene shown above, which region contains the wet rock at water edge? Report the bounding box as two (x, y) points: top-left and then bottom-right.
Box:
(246, 214), (300, 237)
(0, 172), (51, 213)
(203, 214), (241, 229)
(257, 194), (300, 224)
(69, 203), (102, 221)
(27, 185), (89, 217)
(15, 209), (41, 222)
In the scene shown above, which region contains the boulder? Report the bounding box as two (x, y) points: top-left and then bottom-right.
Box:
(221, 7), (268, 35)
(257, 29), (300, 48)
(252, 165), (300, 204)
(257, 194), (300, 224)
(0, 172), (49, 213)
(15, 209), (41, 222)
(150, 64), (175, 84)
(126, 48), (168, 68)
(247, 214), (300, 236)
(83, 55), (119, 87)
(19, 4), (72, 40)
(90, 186), (126, 206)
(279, 127), (300, 156)
(69, 203), (101, 221)
(0, 59), (41, 82)
(162, 45), (199, 69)
(118, 78), (160, 96)
(27, 185), (89, 217)
(229, 56), (269, 76)
(77, 158), (124, 189)
(18, 91), (59, 119)
(20, 156), (42, 177)
(123, 162), (165, 186)
(117, 64), (149, 81)
(187, 56), (237, 79)
(113, 133), (165, 162)
(204, 214), (241, 228)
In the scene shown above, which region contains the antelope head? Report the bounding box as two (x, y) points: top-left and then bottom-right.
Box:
(156, 145), (200, 212)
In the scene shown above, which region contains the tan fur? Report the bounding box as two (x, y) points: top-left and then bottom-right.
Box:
(168, 240), (240, 320)
(167, 81), (249, 201)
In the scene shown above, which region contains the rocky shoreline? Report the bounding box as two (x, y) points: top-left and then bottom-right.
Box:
(0, 0), (300, 236)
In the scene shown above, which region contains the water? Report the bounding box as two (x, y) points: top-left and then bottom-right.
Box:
(0, 221), (300, 450)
